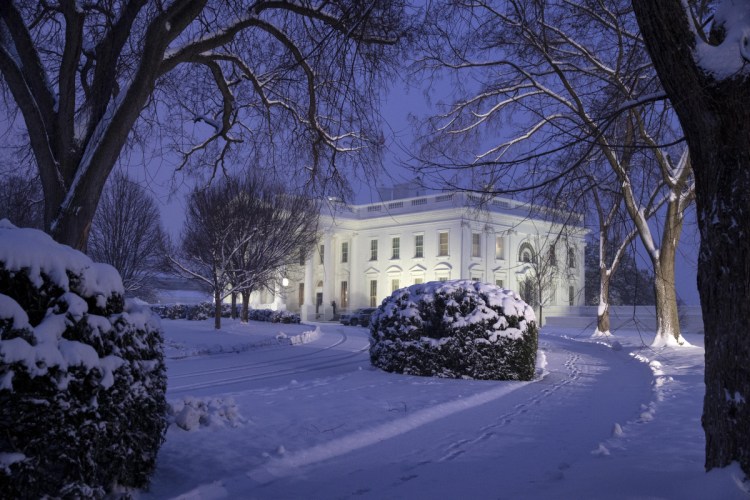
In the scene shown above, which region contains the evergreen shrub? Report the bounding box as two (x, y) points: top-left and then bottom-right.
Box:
(370, 280), (538, 380)
(0, 221), (167, 498)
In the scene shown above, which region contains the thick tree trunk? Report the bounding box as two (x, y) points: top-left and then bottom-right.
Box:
(651, 259), (684, 346)
(632, 0), (750, 476)
(241, 290), (250, 323)
(214, 289), (221, 330)
(595, 269), (611, 337)
(231, 292), (237, 320)
(695, 124), (750, 476)
(651, 239), (686, 347)
(692, 123), (750, 474)
(49, 198), (99, 252)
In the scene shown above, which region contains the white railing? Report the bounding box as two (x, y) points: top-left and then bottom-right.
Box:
(345, 192), (583, 224)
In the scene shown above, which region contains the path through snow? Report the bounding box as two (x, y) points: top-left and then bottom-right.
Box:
(142, 320), (748, 499)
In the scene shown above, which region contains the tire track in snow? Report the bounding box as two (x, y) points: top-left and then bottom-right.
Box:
(437, 343), (582, 463)
(169, 331), (350, 381)
(169, 340), (370, 394)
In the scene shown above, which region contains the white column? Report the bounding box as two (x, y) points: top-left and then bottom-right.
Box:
(460, 221), (471, 279)
(322, 232), (335, 320)
(507, 229), (517, 292)
(301, 254), (314, 322)
(348, 232), (357, 310)
(487, 233), (495, 285)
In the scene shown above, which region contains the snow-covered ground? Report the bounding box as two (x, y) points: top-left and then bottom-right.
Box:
(141, 319), (749, 499)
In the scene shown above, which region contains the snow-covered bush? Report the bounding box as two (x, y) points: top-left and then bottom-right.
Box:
(0, 221), (167, 498)
(248, 308), (301, 324)
(151, 302), (238, 321)
(369, 280), (538, 380)
(151, 303), (190, 319)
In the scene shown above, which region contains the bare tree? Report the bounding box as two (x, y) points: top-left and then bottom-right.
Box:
(631, 0), (750, 476)
(581, 152), (666, 336)
(222, 175), (319, 323)
(0, 1), (410, 250)
(171, 181), (243, 330)
(0, 172), (43, 229)
(415, 0), (693, 346)
(171, 174), (319, 329)
(516, 222), (580, 325)
(88, 172), (166, 302)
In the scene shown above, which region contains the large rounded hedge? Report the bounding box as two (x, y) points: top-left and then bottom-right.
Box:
(369, 280), (538, 380)
(0, 221), (167, 498)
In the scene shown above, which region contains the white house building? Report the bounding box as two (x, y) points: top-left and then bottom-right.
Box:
(265, 189), (587, 323)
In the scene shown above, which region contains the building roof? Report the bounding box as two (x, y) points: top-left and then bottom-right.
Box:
(325, 191), (584, 226)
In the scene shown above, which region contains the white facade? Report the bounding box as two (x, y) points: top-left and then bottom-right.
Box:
(276, 191), (586, 322)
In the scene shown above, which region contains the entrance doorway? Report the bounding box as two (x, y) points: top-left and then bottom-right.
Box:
(316, 292), (323, 317)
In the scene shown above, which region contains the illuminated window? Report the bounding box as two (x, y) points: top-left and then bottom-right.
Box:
(438, 231), (449, 256)
(519, 242), (535, 264)
(415, 234), (424, 258)
(495, 236), (504, 259)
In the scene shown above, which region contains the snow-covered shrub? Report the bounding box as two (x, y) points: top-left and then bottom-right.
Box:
(248, 308), (275, 322)
(151, 303), (189, 320)
(0, 221), (167, 498)
(248, 308), (301, 324)
(369, 280), (538, 380)
(151, 302), (238, 321)
(273, 310), (301, 324)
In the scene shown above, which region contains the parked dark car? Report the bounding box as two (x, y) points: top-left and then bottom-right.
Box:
(340, 307), (377, 327)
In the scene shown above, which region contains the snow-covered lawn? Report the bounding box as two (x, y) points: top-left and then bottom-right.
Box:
(141, 319), (748, 499)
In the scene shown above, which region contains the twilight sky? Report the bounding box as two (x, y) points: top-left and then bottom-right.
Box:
(125, 73), (701, 306)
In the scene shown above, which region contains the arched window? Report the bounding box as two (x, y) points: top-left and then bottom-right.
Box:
(518, 242), (536, 264)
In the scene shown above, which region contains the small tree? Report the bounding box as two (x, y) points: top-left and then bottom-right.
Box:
(171, 174), (319, 329)
(88, 173), (167, 302)
(222, 176), (319, 323)
(171, 183), (239, 330)
(515, 221), (581, 325)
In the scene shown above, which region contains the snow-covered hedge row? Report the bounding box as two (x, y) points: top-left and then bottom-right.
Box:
(151, 302), (236, 320)
(0, 221), (167, 498)
(369, 280), (538, 380)
(151, 303), (300, 324)
(248, 308), (301, 324)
